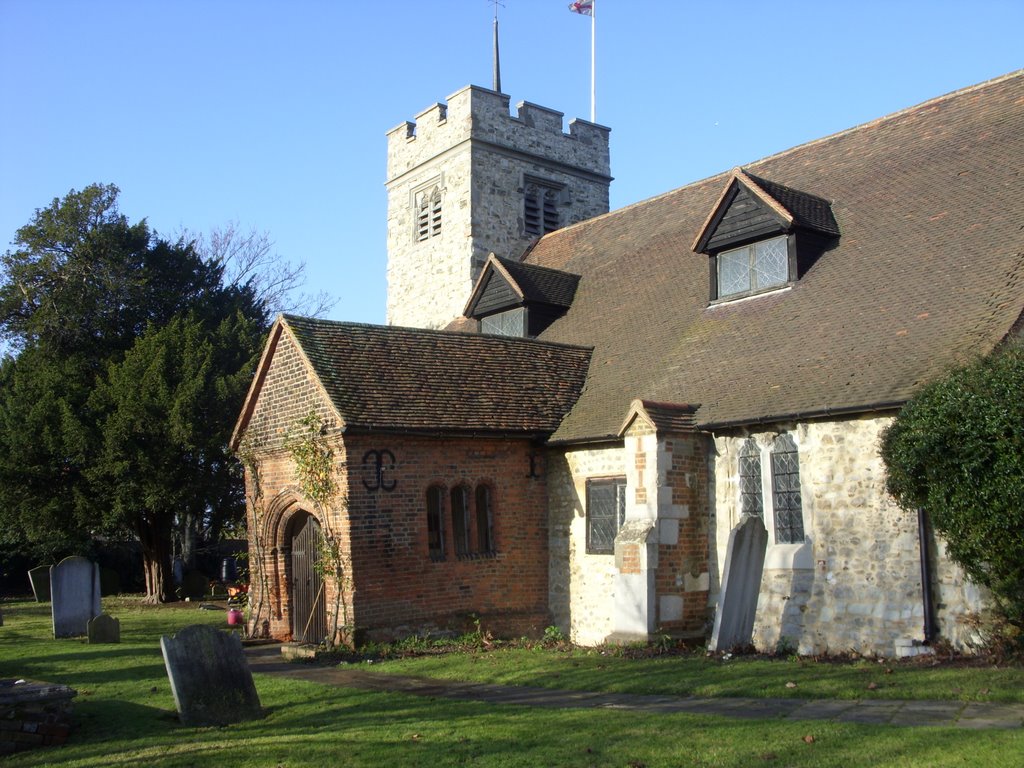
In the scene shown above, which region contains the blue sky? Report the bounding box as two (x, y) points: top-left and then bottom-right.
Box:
(2, 0), (1021, 326)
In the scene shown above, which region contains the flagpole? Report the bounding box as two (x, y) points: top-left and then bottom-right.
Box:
(590, 0), (596, 122)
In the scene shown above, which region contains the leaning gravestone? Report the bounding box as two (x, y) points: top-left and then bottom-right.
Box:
(50, 557), (101, 638)
(87, 613), (120, 644)
(709, 514), (769, 652)
(28, 566), (51, 603)
(160, 625), (262, 726)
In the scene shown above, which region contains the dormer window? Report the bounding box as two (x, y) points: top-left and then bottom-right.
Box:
(693, 170), (839, 304)
(464, 254), (580, 338)
(717, 235), (790, 299)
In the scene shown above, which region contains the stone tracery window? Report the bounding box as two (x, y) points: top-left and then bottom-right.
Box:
(770, 433), (805, 543)
(739, 438), (763, 517)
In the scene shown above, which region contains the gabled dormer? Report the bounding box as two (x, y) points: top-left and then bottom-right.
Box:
(693, 169), (840, 303)
(464, 254), (580, 337)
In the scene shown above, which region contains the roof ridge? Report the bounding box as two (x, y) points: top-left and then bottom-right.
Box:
(281, 313), (594, 354)
(533, 69), (1024, 244)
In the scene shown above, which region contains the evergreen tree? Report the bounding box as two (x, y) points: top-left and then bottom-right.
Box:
(0, 185), (267, 601)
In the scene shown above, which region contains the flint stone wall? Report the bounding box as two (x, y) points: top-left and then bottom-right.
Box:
(712, 416), (984, 656)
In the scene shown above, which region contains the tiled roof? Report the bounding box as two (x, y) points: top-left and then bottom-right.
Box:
(281, 316), (592, 435)
(618, 400), (700, 436)
(528, 71), (1024, 442)
(494, 256), (581, 307)
(744, 172), (840, 237)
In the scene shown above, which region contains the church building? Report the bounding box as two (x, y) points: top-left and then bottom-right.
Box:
(231, 70), (1024, 656)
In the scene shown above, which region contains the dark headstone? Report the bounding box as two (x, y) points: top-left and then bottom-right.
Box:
(160, 625), (262, 726)
(50, 557), (101, 638)
(709, 514), (769, 652)
(27, 566), (51, 603)
(87, 613), (120, 644)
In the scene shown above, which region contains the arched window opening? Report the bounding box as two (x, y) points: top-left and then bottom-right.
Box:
(426, 485), (446, 560)
(475, 484), (495, 554)
(451, 485), (471, 557)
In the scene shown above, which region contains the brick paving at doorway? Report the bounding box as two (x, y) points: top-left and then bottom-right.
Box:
(244, 644), (1024, 730)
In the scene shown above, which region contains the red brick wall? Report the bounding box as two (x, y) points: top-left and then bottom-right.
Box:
(345, 433), (550, 642)
(656, 434), (711, 634)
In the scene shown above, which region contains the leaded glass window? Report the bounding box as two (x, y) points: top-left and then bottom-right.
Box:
(475, 485), (495, 553)
(716, 235), (790, 299)
(451, 485), (471, 557)
(586, 477), (626, 554)
(770, 434), (805, 543)
(480, 307), (526, 337)
(426, 485), (446, 560)
(739, 438), (763, 517)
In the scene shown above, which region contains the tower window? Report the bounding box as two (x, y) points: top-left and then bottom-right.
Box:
(524, 182), (562, 237)
(415, 185), (443, 242)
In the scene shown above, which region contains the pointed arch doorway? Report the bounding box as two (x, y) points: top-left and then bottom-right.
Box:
(289, 511), (327, 645)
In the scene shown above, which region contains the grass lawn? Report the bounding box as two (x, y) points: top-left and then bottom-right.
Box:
(0, 597), (1022, 767)
(372, 641), (1024, 703)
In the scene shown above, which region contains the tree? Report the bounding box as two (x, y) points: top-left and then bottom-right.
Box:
(185, 221), (336, 319)
(880, 344), (1024, 629)
(87, 313), (263, 602)
(0, 185), (268, 601)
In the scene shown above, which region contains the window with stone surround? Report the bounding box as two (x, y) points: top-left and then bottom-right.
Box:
(475, 484), (495, 554)
(415, 184), (442, 242)
(586, 477), (626, 554)
(524, 180), (562, 237)
(770, 433), (805, 543)
(739, 438), (763, 517)
(426, 485), (446, 560)
(451, 485), (471, 557)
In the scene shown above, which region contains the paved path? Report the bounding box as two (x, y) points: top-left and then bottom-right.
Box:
(244, 644), (1024, 729)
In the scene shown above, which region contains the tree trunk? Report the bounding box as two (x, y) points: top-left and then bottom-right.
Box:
(138, 519), (177, 604)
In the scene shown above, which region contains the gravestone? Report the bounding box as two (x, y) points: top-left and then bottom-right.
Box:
(709, 514), (769, 652)
(160, 625), (262, 727)
(28, 566), (51, 603)
(87, 614), (120, 644)
(50, 556), (101, 638)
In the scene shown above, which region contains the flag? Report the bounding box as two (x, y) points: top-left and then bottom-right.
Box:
(568, 1), (593, 16)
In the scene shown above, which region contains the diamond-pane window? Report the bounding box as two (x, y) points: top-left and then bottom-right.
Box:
(770, 434), (805, 543)
(716, 235), (790, 299)
(739, 439), (763, 517)
(587, 477), (626, 554)
(480, 307), (526, 337)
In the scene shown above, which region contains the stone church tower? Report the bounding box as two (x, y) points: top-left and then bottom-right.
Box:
(385, 85), (611, 329)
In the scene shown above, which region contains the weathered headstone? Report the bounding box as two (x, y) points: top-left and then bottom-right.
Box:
(27, 566), (51, 603)
(160, 625), (262, 726)
(709, 514), (769, 652)
(87, 613), (120, 644)
(49, 557), (101, 638)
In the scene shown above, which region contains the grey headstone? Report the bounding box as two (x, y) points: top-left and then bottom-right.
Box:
(87, 613), (120, 644)
(709, 514), (769, 652)
(160, 624), (262, 726)
(28, 566), (51, 602)
(50, 556), (101, 638)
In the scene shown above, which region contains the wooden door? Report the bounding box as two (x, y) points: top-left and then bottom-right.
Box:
(290, 513), (326, 644)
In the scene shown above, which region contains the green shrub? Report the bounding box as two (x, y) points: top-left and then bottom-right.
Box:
(880, 345), (1024, 631)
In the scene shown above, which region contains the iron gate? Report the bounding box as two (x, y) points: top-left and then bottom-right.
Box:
(290, 512), (327, 645)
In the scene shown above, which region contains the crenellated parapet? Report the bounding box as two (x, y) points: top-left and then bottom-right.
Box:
(387, 85), (610, 186)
